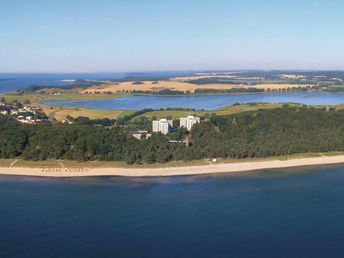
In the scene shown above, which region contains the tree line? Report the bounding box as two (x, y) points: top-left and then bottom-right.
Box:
(1, 106), (344, 164)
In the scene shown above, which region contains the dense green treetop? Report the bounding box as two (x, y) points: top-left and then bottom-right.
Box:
(1, 106), (344, 164)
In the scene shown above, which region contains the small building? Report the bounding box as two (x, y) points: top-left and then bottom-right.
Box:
(0, 110), (8, 115)
(152, 119), (173, 134)
(180, 116), (200, 131)
(169, 136), (191, 147)
(62, 119), (73, 124)
(10, 110), (18, 115)
(132, 130), (152, 140)
(16, 115), (24, 121)
(16, 115), (35, 124)
(0, 102), (5, 106)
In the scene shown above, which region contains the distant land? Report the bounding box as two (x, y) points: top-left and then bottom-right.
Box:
(9, 70), (343, 94)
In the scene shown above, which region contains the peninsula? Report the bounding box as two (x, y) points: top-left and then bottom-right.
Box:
(2, 95), (344, 177)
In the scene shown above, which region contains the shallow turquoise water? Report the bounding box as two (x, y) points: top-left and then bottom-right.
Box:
(1, 166), (344, 257)
(43, 92), (344, 110)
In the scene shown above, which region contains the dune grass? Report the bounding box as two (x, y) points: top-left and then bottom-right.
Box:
(2, 152), (344, 169)
(0, 159), (14, 167)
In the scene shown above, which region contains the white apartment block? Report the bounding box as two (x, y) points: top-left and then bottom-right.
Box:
(152, 119), (173, 134)
(180, 116), (200, 131)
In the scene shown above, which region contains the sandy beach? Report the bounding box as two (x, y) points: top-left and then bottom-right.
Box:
(1, 155), (344, 178)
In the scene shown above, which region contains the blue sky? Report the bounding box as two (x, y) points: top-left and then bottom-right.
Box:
(1, 0), (344, 72)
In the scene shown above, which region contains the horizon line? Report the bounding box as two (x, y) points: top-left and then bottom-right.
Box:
(1, 69), (344, 74)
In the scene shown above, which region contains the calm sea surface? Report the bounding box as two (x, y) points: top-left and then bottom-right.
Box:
(0, 73), (123, 93)
(2, 166), (344, 258)
(43, 92), (344, 110)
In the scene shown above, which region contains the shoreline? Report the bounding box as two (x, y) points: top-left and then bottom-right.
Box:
(1, 155), (344, 178)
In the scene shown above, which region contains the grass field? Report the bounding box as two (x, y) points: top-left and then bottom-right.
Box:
(40, 105), (134, 121)
(1, 92), (132, 121)
(1, 92), (126, 103)
(135, 103), (285, 120)
(215, 103), (284, 115)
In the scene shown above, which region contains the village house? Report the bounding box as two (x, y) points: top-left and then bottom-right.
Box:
(10, 109), (18, 115)
(16, 115), (36, 124)
(131, 130), (152, 140)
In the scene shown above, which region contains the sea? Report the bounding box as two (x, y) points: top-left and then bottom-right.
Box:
(1, 166), (344, 257)
(0, 73), (124, 93)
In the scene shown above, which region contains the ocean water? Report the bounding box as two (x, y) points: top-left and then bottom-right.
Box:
(1, 166), (344, 258)
(0, 73), (124, 93)
(43, 92), (344, 110)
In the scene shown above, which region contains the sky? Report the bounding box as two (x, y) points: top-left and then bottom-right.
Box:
(1, 0), (344, 73)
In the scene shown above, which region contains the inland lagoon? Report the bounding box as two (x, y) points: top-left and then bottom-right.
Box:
(43, 92), (344, 110)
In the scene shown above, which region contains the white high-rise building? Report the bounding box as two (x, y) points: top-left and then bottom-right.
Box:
(152, 119), (173, 134)
(180, 116), (200, 131)
(152, 120), (160, 133)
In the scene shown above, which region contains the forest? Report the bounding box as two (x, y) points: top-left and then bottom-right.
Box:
(1, 106), (344, 164)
